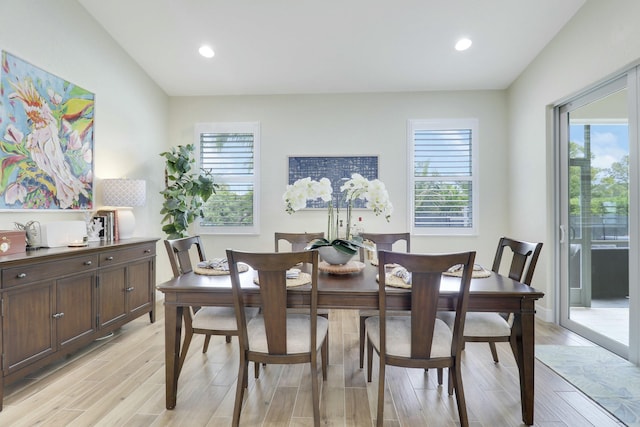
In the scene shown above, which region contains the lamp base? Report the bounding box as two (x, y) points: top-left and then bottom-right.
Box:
(116, 208), (135, 239)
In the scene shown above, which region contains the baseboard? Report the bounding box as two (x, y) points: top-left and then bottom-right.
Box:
(535, 303), (554, 322)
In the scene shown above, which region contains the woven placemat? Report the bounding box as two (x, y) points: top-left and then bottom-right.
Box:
(195, 262), (249, 276)
(376, 273), (412, 289)
(319, 260), (365, 275)
(443, 264), (491, 278)
(253, 272), (311, 288)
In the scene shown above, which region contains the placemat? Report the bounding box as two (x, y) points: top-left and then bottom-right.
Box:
(376, 263), (491, 288)
(319, 260), (365, 274)
(195, 262), (249, 276)
(253, 272), (312, 288)
(376, 273), (412, 289)
(443, 264), (492, 278)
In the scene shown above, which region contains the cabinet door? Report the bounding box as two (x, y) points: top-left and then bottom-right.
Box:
(98, 266), (127, 328)
(3, 283), (55, 373)
(126, 259), (153, 316)
(56, 272), (96, 348)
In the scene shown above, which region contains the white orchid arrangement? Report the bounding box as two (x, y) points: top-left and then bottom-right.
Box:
(339, 173), (393, 221)
(283, 177), (333, 214)
(283, 173), (393, 255)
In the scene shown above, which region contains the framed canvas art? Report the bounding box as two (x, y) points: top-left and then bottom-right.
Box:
(287, 155), (379, 209)
(0, 51), (94, 210)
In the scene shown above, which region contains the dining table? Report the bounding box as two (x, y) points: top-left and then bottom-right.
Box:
(157, 261), (544, 425)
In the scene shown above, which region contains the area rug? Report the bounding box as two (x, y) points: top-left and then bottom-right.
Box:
(536, 345), (640, 426)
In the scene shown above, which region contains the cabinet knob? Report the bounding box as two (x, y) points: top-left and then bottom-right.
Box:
(105, 256), (114, 261)
(52, 312), (64, 318)
(144, 249), (151, 253)
(17, 272), (27, 278)
(84, 260), (92, 265)
(125, 286), (135, 292)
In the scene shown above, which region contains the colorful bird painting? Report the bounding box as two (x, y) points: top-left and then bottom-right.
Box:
(8, 80), (88, 209)
(0, 51), (94, 210)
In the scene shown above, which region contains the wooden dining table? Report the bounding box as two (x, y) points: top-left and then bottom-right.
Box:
(157, 262), (544, 425)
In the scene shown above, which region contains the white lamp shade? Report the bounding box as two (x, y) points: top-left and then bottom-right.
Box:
(102, 179), (146, 207)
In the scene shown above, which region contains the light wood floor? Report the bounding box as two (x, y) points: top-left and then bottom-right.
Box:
(0, 299), (625, 426)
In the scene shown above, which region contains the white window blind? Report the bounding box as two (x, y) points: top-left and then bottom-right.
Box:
(408, 119), (478, 235)
(195, 122), (260, 235)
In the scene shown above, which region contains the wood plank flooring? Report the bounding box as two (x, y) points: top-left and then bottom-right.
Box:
(0, 298), (625, 426)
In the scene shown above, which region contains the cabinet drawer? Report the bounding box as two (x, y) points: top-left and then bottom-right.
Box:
(99, 243), (156, 267)
(2, 254), (98, 288)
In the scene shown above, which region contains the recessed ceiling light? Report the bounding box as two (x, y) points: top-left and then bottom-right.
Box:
(198, 45), (215, 58)
(455, 38), (472, 51)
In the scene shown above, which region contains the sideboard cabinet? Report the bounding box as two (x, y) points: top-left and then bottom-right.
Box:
(0, 238), (158, 410)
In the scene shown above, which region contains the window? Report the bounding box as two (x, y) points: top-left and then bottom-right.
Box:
(194, 122), (260, 235)
(408, 119), (478, 235)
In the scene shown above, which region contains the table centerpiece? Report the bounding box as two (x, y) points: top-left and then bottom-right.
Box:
(283, 173), (393, 264)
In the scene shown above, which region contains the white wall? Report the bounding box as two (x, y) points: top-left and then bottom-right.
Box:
(170, 91), (509, 269)
(508, 0), (640, 320)
(0, 0), (169, 276)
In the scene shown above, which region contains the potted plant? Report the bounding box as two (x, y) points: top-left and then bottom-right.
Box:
(160, 144), (218, 239)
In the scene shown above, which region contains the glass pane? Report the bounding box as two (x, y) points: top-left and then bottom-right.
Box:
(414, 180), (472, 228)
(201, 183), (254, 227)
(567, 89), (629, 346)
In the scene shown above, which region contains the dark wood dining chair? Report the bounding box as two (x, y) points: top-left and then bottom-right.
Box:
(275, 231), (325, 252)
(226, 249), (328, 427)
(366, 250), (475, 427)
(358, 232), (410, 368)
(275, 231), (330, 363)
(164, 236), (258, 375)
(438, 236), (542, 366)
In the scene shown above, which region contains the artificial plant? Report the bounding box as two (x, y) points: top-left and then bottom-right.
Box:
(160, 144), (217, 239)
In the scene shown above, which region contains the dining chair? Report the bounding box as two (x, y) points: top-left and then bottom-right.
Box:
(366, 249), (475, 427)
(275, 231), (330, 363)
(439, 237), (542, 368)
(358, 232), (410, 368)
(275, 231), (325, 252)
(164, 236), (259, 375)
(226, 248), (328, 427)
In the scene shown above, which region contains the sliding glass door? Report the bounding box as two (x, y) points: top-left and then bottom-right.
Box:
(558, 72), (638, 360)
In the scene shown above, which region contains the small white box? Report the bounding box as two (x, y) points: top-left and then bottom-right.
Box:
(41, 221), (87, 247)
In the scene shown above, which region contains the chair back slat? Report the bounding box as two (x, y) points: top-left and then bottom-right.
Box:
(275, 232), (325, 252)
(257, 269), (289, 354)
(491, 237), (543, 285)
(164, 236), (207, 278)
(409, 272), (441, 359)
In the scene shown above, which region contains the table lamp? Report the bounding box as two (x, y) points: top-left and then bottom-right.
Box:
(102, 179), (146, 239)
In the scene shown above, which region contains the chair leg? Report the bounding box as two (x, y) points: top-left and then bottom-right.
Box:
(225, 335), (232, 343)
(366, 338), (374, 382)
(178, 329), (193, 375)
(450, 361), (469, 427)
(376, 356), (385, 427)
(320, 312), (329, 364)
(359, 314), (366, 368)
(321, 340), (328, 381)
(311, 354), (321, 427)
(254, 360), (260, 379)
(448, 368), (453, 395)
(489, 342), (499, 363)
(232, 354), (248, 427)
(437, 368), (443, 385)
(203, 335), (212, 353)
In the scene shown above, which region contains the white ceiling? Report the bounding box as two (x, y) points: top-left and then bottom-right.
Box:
(78, 0), (585, 97)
